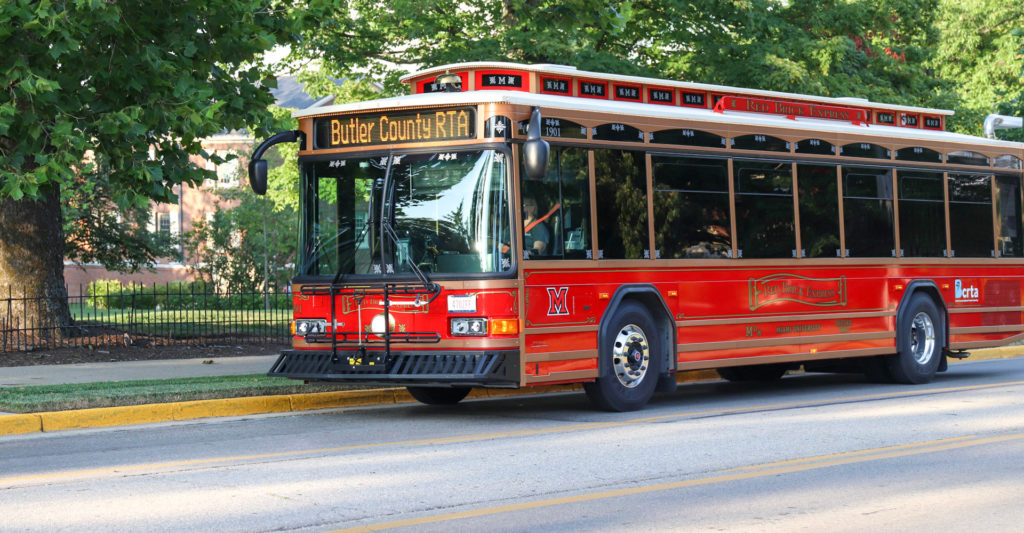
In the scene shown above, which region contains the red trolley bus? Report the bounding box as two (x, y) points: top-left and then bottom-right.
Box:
(249, 62), (1024, 411)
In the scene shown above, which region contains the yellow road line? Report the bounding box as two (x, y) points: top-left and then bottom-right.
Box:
(331, 432), (1024, 532)
(3, 379), (1024, 486)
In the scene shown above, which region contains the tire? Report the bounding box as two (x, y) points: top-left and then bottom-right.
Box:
(717, 364), (788, 382)
(886, 293), (943, 384)
(584, 301), (661, 412)
(406, 386), (471, 405)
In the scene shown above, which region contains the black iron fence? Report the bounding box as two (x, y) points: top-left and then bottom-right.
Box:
(1, 282), (293, 353)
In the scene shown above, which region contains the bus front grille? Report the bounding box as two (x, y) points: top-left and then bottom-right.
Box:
(268, 349), (519, 386)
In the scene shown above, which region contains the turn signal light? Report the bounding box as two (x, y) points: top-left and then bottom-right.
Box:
(489, 318), (519, 335)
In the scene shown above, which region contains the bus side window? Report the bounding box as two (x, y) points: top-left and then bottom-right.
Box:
(652, 155), (731, 258)
(949, 173), (994, 257)
(797, 164), (840, 258)
(898, 170), (946, 257)
(996, 175), (1023, 257)
(733, 161), (794, 258)
(594, 149), (648, 259)
(843, 167), (895, 257)
(519, 146), (591, 259)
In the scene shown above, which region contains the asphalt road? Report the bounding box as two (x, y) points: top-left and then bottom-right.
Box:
(2, 358), (1023, 532)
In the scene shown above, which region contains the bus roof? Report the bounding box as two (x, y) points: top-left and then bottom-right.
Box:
(293, 89), (1022, 151)
(399, 61), (953, 118)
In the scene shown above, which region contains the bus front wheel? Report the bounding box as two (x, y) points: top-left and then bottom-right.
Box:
(887, 293), (943, 384)
(584, 301), (661, 411)
(406, 386), (471, 405)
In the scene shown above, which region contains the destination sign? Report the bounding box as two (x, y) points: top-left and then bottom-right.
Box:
(314, 108), (475, 149)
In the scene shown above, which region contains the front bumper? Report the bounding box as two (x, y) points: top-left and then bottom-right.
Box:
(268, 349), (520, 388)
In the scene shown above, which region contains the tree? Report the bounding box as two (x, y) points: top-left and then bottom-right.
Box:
(931, 0), (1024, 137)
(290, 0), (946, 108)
(0, 1), (301, 337)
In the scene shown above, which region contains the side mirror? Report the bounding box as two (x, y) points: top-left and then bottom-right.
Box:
(523, 107), (549, 180)
(248, 159), (268, 195)
(248, 130), (303, 195)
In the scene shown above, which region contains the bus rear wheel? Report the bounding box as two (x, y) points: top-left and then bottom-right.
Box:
(584, 301), (661, 412)
(886, 293), (943, 384)
(406, 386), (471, 405)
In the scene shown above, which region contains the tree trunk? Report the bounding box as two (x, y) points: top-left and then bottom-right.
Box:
(0, 190), (73, 349)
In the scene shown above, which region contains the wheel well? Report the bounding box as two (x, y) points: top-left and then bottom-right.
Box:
(897, 281), (949, 351)
(599, 285), (677, 378)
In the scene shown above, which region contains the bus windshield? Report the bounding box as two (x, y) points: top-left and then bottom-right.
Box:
(298, 149), (512, 277)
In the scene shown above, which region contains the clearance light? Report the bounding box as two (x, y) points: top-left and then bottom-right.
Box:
(489, 318), (519, 335)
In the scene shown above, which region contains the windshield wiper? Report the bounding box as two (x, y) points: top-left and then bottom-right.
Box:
(380, 219), (440, 301)
(378, 155), (440, 301)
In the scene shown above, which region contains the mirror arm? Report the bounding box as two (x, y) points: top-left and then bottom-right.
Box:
(248, 130), (304, 195)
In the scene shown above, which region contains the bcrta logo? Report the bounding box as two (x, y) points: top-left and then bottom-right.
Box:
(954, 279), (979, 303)
(546, 287), (569, 316)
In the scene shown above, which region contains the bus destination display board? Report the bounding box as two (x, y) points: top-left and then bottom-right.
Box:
(314, 108), (475, 149)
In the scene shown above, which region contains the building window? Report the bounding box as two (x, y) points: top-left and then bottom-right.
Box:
(216, 150), (240, 188)
(156, 212), (172, 235)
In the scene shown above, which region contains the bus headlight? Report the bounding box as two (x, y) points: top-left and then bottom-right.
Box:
(451, 317), (487, 336)
(370, 313), (395, 334)
(294, 319), (327, 336)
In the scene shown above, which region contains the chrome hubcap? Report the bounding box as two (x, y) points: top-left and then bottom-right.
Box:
(612, 324), (650, 388)
(910, 311), (936, 365)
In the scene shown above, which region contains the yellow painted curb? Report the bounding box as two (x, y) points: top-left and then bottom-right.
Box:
(39, 403), (177, 432)
(174, 396), (292, 421)
(0, 414), (43, 436)
(290, 389), (399, 411)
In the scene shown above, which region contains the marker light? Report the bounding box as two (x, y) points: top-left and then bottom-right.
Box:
(489, 318), (519, 335)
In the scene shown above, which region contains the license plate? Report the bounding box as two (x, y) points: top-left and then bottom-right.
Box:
(447, 294), (477, 313)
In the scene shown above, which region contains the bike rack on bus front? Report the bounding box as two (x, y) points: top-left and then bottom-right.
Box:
(299, 281), (442, 371)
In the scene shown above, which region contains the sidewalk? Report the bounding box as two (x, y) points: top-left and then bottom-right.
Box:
(0, 355), (278, 388)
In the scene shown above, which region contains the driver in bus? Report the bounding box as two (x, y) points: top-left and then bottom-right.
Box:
(522, 196), (550, 256)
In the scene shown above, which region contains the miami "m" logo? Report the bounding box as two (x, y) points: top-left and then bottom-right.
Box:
(546, 287), (570, 316)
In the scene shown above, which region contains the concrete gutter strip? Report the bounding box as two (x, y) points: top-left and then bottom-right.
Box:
(1, 350), (1019, 436)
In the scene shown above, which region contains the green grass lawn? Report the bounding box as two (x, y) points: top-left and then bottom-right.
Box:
(0, 375), (364, 413)
(69, 303), (292, 338)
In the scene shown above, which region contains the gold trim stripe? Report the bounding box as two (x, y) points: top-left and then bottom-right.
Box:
(525, 369), (599, 384)
(677, 310), (895, 327)
(948, 306), (1024, 314)
(951, 331), (1024, 350)
(950, 325), (1024, 335)
(525, 325), (600, 335)
(677, 346), (892, 370)
(677, 331), (893, 352)
(526, 350), (598, 363)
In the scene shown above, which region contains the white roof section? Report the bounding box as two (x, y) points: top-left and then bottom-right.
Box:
(293, 90), (1022, 151)
(401, 61), (953, 116)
